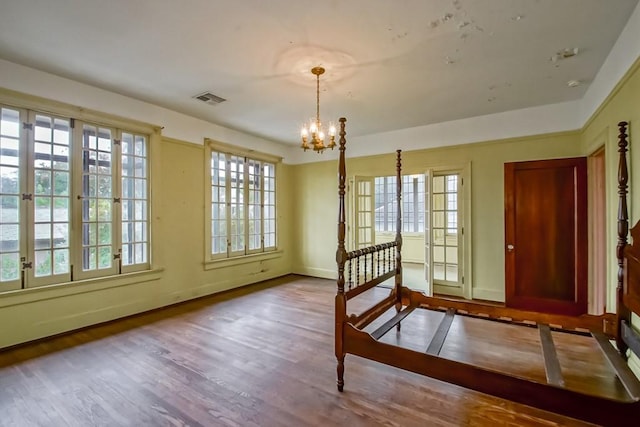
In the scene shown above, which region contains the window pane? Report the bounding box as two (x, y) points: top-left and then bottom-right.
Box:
(98, 246), (111, 269)
(433, 176), (444, 193)
(1, 253), (19, 281)
(1, 137), (19, 166)
(210, 153), (276, 256)
(0, 224), (19, 251)
(35, 197), (51, 222)
(446, 175), (458, 192)
(31, 115), (72, 279)
(53, 249), (69, 274)
(446, 264), (458, 281)
(0, 107), (21, 284)
(432, 173), (460, 284)
(121, 133), (148, 266)
(34, 250), (52, 277)
(34, 170), (52, 195)
(1, 108), (20, 138)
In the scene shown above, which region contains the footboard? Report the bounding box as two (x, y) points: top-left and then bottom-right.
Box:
(343, 242), (399, 328)
(344, 242), (397, 299)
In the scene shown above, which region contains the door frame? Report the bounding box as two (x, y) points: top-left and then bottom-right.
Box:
(426, 163), (472, 299)
(588, 146), (606, 315)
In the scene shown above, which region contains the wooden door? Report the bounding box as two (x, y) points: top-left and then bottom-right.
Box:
(504, 158), (587, 315)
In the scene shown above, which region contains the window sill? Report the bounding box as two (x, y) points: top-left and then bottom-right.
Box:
(0, 268), (164, 308)
(204, 250), (283, 270)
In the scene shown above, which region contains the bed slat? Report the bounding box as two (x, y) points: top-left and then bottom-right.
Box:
(538, 324), (565, 387)
(592, 331), (640, 399)
(371, 306), (416, 340)
(426, 308), (455, 356)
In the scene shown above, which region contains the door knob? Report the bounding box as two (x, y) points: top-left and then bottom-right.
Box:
(507, 244), (514, 252)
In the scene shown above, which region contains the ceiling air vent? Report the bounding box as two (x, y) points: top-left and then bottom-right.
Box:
(193, 92), (226, 105)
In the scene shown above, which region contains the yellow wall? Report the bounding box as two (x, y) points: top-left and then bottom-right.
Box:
(2, 57), (639, 350)
(292, 132), (582, 301)
(582, 58), (640, 311)
(580, 57), (640, 374)
(0, 136), (294, 349)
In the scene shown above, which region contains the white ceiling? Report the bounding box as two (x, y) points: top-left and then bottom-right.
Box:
(0, 0), (638, 147)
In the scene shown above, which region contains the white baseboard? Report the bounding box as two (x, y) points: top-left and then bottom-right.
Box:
(164, 268), (290, 304)
(472, 287), (505, 302)
(1, 268), (291, 349)
(292, 266), (336, 280)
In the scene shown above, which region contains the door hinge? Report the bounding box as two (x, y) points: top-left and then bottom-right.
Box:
(23, 122), (33, 130)
(70, 118), (75, 129)
(462, 276), (464, 284)
(461, 227), (464, 235)
(113, 138), (121, 146)
(113, 197), (121, 203)
(22, 261), (32, 270)
(22, 193), (33, 201)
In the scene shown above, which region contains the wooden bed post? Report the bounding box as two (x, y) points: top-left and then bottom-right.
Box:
(616, 121), (630, 359)
(335, 117), (347, 391)
(395, 150), (403, 329)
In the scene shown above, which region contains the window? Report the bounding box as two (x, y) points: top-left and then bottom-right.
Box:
(0, 105), (150, 292)
(374, 174), (425, 233)
(432, 173), (460, 283)
(209, 148), (276, 259)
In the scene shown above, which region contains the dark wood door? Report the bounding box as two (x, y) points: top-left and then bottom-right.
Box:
(504, 158), (587, 315)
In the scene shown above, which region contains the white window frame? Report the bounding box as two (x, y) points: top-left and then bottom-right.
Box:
(0, 91), (154, 293)
(425, 163), (472, 299)
(205, 140), (280, 261)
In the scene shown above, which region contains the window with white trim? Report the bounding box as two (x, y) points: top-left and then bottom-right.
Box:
(374, 174), (425, 233)
(0, 105), (150, 292)
(209, 149), (276, 259)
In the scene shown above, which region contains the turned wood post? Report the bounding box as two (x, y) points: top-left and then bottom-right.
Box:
(335, 117), (347, 390)
(395, 150), (403, 325)
(616, 121), (629, 358)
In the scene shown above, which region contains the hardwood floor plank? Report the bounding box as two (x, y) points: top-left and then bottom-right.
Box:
(0, 275), (615, 426)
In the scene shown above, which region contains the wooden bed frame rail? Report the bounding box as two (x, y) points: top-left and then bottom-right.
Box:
(334, 118), (640, 425)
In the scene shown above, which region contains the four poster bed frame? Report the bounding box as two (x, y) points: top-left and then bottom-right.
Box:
(334, 118), (640, 425)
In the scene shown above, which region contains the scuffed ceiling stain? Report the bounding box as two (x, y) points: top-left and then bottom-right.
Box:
(550, 47), (580, 63)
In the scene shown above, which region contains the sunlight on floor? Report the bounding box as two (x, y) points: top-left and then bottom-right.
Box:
(402, 262), (429, 293)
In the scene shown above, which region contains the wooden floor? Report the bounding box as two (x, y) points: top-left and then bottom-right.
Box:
(0, 275), (615, 426)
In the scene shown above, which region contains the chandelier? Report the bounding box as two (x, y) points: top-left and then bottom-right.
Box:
(300, 66), (336, 152)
